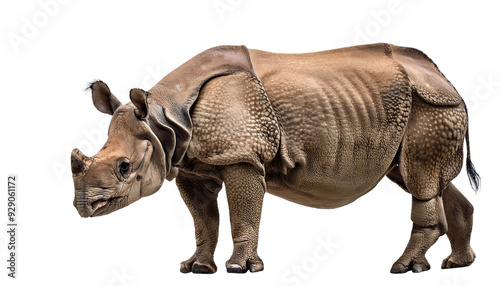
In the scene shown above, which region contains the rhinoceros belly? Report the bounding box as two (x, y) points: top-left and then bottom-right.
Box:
(259, 63), (411, 208)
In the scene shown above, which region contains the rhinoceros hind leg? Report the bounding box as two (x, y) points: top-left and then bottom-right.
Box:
(387, 168), (447, 274)
(441, 183), (475, 269)
(390, 97), (468, 274)
(390, 197), (446, 274)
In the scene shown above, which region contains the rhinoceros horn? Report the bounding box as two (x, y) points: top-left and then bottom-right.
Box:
(71, 148), (92, 176)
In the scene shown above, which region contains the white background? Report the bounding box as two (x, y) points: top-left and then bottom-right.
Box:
(1, 1), (499, 285)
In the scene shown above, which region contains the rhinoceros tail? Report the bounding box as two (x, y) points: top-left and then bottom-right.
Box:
(465, 125), (480, 192)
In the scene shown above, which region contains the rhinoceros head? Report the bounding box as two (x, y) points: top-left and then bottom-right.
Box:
(71, 81), (168, 217)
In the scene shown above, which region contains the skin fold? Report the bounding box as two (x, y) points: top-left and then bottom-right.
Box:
(71, 43), (479, 274)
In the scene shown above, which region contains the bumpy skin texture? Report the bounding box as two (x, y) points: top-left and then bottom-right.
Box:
(188, 72), (280, 171)
(73, 43), (477, 274)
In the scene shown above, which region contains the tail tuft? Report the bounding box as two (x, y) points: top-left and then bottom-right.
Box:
(465, 128), (480, 192)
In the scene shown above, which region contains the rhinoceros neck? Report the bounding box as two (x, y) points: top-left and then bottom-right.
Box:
(143, 45), (257, 169)
(148, 45), (254, 106)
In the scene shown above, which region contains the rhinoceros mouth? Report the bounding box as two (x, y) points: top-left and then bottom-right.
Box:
(91, 198), (109, 211)
(90, 196), (123, 216)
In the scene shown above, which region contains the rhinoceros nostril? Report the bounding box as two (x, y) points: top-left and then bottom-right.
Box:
(74, 193), (103, 217)
(75, 203), (94, 218)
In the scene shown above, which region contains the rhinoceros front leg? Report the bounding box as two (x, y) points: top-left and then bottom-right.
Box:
(177, 174), (221, 274)
(222, 163), (266, 273)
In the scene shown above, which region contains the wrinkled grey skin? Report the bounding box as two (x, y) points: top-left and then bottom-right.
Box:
(72, 44), (479, 274)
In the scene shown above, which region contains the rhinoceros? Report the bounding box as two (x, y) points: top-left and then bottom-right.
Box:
(71, 43), (479, 274)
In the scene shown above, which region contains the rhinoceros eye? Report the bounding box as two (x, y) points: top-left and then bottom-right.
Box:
(120, 161), (131, 177)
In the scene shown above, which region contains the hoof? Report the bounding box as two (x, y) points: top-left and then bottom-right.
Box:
(249, 262), (264, 273)
(180, 258), (217, 274)
(412, 263), (430, 273)
(192, 261), (217, 274)
(390, 261), (430, 274)
(442, 250), (476, 269)
(226, 263), (246, 273)
(390, 262), (410, 274)
(226, 257), (264, 273)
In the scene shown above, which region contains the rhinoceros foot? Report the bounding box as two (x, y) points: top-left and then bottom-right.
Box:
(390, 259), (431, 274)
(226, 255), (264, 273)
(180, 255), (217, 274)
(442, 248), (476, 269)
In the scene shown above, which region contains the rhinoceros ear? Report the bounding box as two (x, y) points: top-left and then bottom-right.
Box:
(130, 88), (149, 119)
(88, 80), (122, 115)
